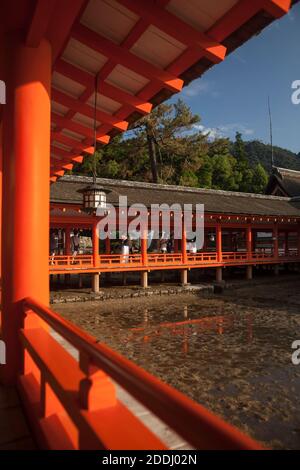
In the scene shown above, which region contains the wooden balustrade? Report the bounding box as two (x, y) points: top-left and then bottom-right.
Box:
(49, 248), (300, 273)
(18, 297), (262, 450)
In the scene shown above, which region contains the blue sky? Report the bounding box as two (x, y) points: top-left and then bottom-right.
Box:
(167, 3), (300, 154)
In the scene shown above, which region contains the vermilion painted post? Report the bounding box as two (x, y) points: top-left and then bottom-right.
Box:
(216, 225), (222, 262)
(141, 230), (148, 266)
(92, 221), (100, 293)
(246, 225), (252, 260)
(65, 226), (72, 256)
(285, 231), (289, 257)
(273, 224), (279, 260)
(1, 35), (51, 384)
(181, 218), (187, 264)
(105, 236), (110, 255)
(93, 221), (99, 268)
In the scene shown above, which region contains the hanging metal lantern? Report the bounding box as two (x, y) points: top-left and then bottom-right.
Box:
(209, 233), (215, 242)
(79, 182), (108, 213)
(78, 73), (109, 214)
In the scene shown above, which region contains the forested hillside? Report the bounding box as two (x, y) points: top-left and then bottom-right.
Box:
(72, 99), (299, 194)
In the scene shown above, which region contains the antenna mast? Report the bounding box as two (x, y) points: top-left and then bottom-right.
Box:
(268, 96), (274, 168)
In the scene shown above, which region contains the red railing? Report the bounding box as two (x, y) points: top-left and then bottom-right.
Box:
(19, 297), (262, 450)
(147, 253), (183, 265)
(49, 254), (93, 268)
(98, 253), (142, 266)
(49, 249), (300, 272)
(187, 252), (218, 264)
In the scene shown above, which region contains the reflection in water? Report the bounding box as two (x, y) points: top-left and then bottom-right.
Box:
(58, 294), (300, 449)
(82, 301), (300, 450)
(124, 306), (255, 354)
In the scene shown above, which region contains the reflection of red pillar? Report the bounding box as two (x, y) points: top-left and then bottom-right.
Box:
(1, 35), (51, 384)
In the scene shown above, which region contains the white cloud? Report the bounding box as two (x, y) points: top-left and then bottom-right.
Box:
(193, 123), (254, 140)
(183, 80), (210, 97)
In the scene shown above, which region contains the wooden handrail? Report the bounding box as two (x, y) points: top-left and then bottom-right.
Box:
(22, 297), (263, 450)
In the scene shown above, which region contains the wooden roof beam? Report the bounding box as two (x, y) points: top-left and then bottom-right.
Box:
(208, 0), (291, 43)
(72, 23), (184, 93)
(117, 0), (226, 63)
(51, 132), (100, 154)
(263, 0), (291, 18)
(55, 60), (153, 115)
(52, 112), (108, 141)
(52, 88), (128, 131)
(26, 0), (56, 47)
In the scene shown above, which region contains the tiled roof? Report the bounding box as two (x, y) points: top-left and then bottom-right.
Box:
(51, 175), (300, 217)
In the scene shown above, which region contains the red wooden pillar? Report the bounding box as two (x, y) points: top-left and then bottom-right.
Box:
(216, 224), (222, 262)
(1, 35), (51, 384)
(246, 225), (252, 260)
(105, 236), (111, 255)
(141, 232), (148, 266)
(65, 227), (72, 256)
(92, 221), (100, 292)
(181, 217), (187, 264)
(285, 231), (289, 256)
(273, 224), (279, 260)
(92, 221), (99, 268)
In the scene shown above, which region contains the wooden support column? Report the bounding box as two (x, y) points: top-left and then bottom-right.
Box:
(216, 267), (223, 283)
(216, 224), (222, 262)
(92, 221), (100, 293)
(273, 223), (279, 260)
(298, 224), (300, 260)
(65, 226), (72, 255)
(246, 225), (252, 261)
(216, 225), (223, 282)
(182, 217), (187, 264)
(1, 35), (51, 384)
(140, 229), (148, 288)
(140, 271), (148, 289)
(180, 269), (188, 286)
(105, 236), (111, 254)
(285, 231), (289, 257)
(246, 265), (253, 280)
(181, 216), (188, 285)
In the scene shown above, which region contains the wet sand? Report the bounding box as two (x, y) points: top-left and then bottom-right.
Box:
(55, 278), (300, 449)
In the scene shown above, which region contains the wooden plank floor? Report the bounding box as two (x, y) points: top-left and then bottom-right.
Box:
(0, 385), (35, 450)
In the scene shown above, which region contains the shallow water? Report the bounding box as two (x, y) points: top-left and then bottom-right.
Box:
(57, 289), (300, 449)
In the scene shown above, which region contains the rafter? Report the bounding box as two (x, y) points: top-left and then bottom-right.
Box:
(72, 23), (184, 93)
(117, 0), (226, 63)
(55, 60), (153, 115)
(51, 132), (96, 154)
(52, 112), (108, 140)
(26, 0), (56, 47)
(208, 0), (291, 42)
(263, 0), (291, 17)
(52, 88), (128, 131)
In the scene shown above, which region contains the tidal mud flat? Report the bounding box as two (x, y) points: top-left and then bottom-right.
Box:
(56, 278), (300, 449)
